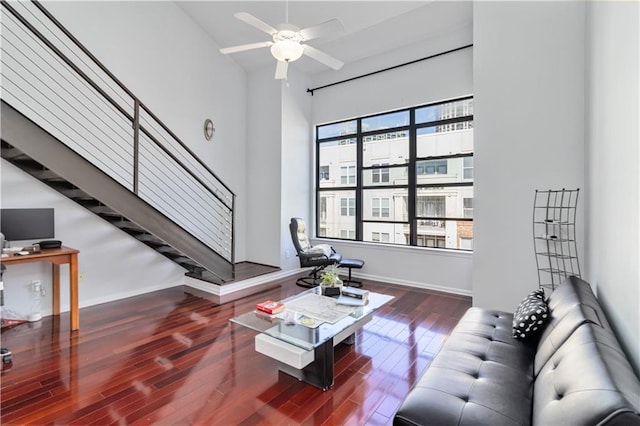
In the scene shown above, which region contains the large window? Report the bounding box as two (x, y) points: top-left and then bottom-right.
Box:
(316, 96), (473, 250)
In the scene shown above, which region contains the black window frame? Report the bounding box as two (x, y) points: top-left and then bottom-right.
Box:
(315, 95), (473, 251)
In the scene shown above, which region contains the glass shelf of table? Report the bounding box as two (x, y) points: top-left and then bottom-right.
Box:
(230, 287), (394, 351)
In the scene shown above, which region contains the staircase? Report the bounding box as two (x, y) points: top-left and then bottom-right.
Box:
(0, 1), (234, 284)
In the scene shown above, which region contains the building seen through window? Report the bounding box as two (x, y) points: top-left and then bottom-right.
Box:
(316, 96), (473, 251)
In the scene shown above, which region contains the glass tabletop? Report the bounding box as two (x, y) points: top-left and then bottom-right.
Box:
(231, 287), (394, 351)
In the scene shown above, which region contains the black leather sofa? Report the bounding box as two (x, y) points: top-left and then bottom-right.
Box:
(394, 276), (640, 425)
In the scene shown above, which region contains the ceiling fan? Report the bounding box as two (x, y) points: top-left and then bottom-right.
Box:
(219, 11), (344, 80)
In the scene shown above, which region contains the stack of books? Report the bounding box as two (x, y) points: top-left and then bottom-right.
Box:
(337, 287), (370, 306)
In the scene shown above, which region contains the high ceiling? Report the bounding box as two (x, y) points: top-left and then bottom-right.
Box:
(177, 1), (473, 76)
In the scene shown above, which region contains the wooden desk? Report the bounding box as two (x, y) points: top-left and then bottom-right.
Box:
(1, 246), (80, 330)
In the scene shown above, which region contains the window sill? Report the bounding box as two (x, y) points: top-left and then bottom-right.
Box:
(310, 238), (473, 259)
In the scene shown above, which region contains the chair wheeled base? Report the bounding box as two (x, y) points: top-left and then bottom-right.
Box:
(296, 265), (325, 288)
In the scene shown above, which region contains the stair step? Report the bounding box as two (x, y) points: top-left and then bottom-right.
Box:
(155, 246), (181, 255)
(9, 158), (42, 170)
(30, 169), (66, 181)
(89, 205), (122, 217)
(174, 257), (198, 266)
(135, 234), (165, 244)
(59, 188), (94, 200)
(112, 220), (144, 231)
(1, 147), (28, 160)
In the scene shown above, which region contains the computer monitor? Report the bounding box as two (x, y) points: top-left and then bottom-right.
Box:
(0, 208), (55, 243)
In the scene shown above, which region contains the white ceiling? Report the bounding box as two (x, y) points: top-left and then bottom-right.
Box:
(177, 1), (473, 76)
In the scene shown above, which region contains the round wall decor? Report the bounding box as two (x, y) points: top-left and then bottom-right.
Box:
(204, 119), (215, 141)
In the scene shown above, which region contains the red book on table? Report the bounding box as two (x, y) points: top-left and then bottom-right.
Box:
(256, 300), (285, 315)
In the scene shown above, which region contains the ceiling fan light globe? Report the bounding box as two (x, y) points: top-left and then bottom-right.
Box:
(271, 40), (304, 62)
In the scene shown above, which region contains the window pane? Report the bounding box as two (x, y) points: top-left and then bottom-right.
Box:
(371, 231), (391, 243)
(416, 196), (445, 217)
(363, 131), (409, 167)
(362, 166), (406, 187)
(362, 111), (409, 132)
(463, 197), (473, 218)
(340, 197), (355, 216)
(463, 156), (473, 180)
(363, 188), (407, 221)
(340, 165), (356, 185)
(416, 219), (473, 250)
(415, 99), (473, 124)
(340, 229), (356, 239)
(318, 140), (356, 188)
(318, 120), (357, 139)
(416, 157), (473, 185)
(319, 166), (329, 181)
(416, 125), (473, 158)
(370, 197), (390, 218)
(460, 237), (473, 250)
(318, 190), (355, 239)
(416, 187), (473, 219)
(363, 222), (408, 245)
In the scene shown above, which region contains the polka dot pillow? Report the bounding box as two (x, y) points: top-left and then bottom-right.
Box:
(512, 288), (549, 340)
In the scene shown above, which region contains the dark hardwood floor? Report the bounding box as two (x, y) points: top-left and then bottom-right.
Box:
(0, 275), (471, 425)
(231, 262), (280, 282)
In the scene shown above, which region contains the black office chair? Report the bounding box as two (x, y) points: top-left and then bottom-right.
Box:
(289, 217), (342, 288)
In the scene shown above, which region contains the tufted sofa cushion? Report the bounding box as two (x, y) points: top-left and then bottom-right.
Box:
(534, 323), (640, 425)
(394, 308), (536, 426)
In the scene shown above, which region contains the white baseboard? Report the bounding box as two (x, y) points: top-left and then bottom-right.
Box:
(184, 268), (303, 296)
(348, 271), (473, 297)
(185, 267), (471, 298)
(64, 268), (469, 314)
(74, 280), (179, 312)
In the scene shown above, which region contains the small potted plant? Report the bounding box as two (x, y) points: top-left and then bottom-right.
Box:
(320, 264), (342, 296)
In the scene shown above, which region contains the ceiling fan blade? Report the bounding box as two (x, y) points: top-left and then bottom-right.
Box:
(220, 41), (272, 55)
(275, 60), (289, 80)
(234, 12), (278, 36)
(303, 45), (344, 70)
(299, 19), (344, 41)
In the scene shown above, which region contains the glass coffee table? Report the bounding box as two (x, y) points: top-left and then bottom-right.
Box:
(231, 287), (394, 390)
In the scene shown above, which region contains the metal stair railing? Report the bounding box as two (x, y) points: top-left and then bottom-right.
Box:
(0, 0), (235, 265)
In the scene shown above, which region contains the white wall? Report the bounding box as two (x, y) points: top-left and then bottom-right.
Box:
(281, 69), (313, 271)
(585, 0), (639, 373)
(44, 1), (249, 261)
(245, 66), (282, 267)
(311, 28), (473, 125)
(244, 65), (313, 270)
(1, 1), (249, 315)
(1, 161), (186, 318)
(308, 20), (474, 294)
(472, 1), (586, 310)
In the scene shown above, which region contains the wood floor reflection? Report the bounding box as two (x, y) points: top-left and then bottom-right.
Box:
(0, 275), (470, 425)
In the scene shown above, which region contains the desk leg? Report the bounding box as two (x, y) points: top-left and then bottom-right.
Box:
(52, 264), (60, 316)
(70, 253), (79, 331)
